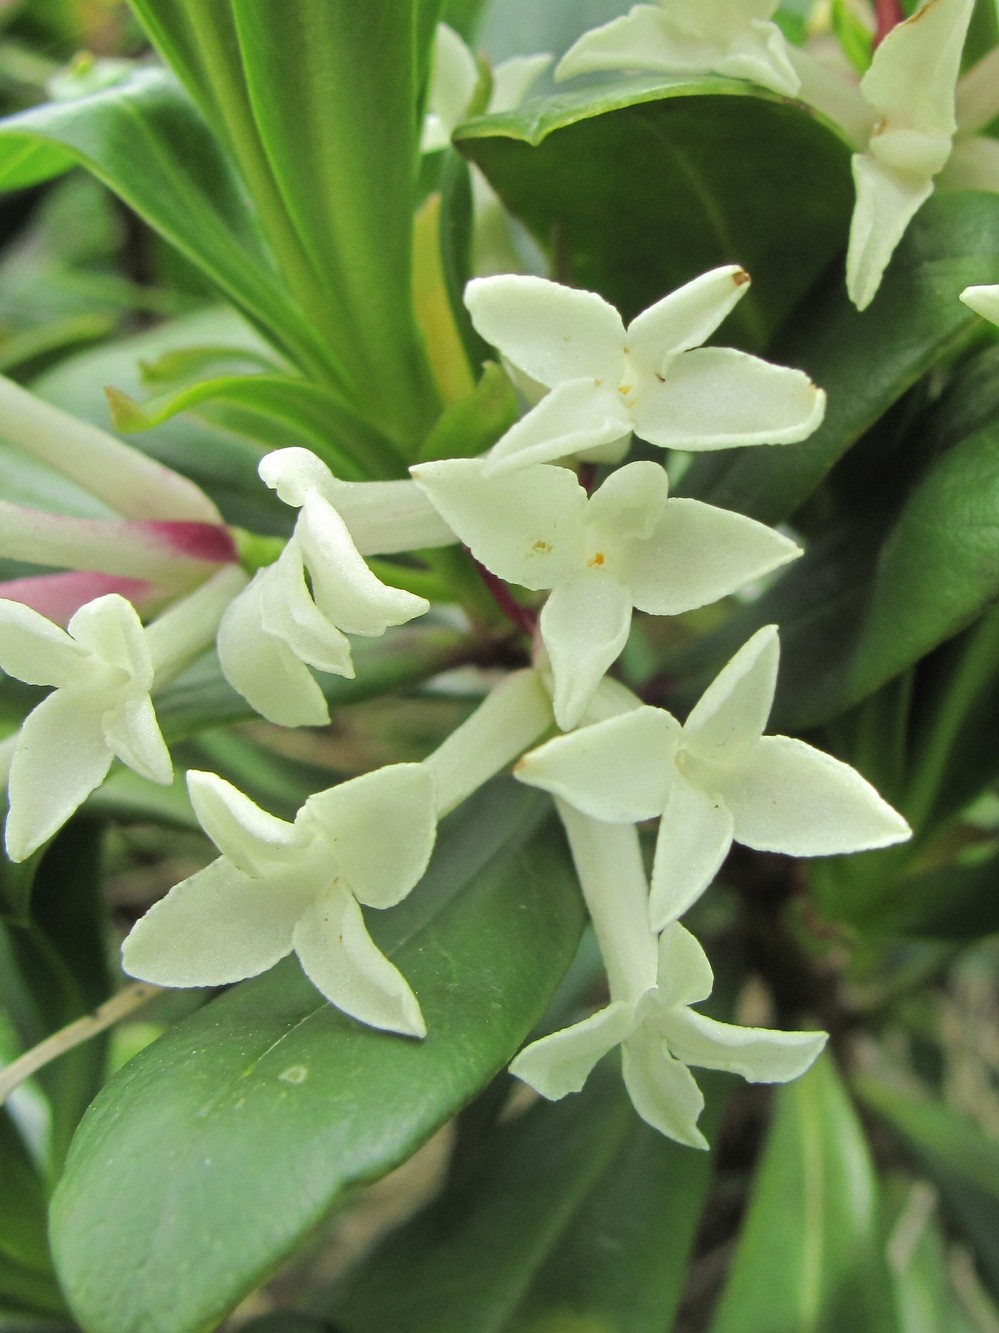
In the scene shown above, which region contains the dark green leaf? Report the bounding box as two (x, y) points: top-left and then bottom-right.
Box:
(50, 784), (585, 1333)
(709, 1056), (897, 1333)
(858, 1078), (999, 1303)
(458, 79), (853, 349)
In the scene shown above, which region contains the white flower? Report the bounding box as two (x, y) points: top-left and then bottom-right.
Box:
(411, 459), (800, 730)
(463, 267), (825, 475)
(961, 283), (999, 325)
(555, 0), (800, 97)
(842, 0), (977, 310)
(516, 625), (910, 928)
(122, 763), (437, 1038)
(217, 450), (435, 728)
(511, 804), (826, 1149)
(0, 595), (172, 861)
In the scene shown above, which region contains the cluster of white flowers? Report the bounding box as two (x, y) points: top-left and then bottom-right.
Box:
(3, 4), (998, 1147)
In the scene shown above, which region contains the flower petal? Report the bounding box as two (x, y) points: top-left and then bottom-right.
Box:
(187, 770), (303, 876)
(0, 598), (87, 688)
(845, 154), (934, 312)
(509, 1001), (638, 1099)
(121, 857), (310, 986)
(5, 688), (111, 861)
(665, 1007), (827, 1083)
(627, 499), (799, 617)
(463, 275), (625, 387)
(515, 706), (679, 822)
(298, 497), (428, 637)
(300, 764), (437, 909)
(292, 883), (426, 1037)
(540, 571), (633, 730)
(626, 265), (751, 377)
(861, 0), (971, 143)
(103, 690), (172, 786)
(489, 53), (553, 113)
(583, 460), (669, 543)
(484, 379), (631, 475)
(961, 283), (999, 327)
(649, 774), (734, 930)
(940, 133), (999, 191)
(655, 921), (715, 1010)
(411, 458), (585, 590)
(621, 1026), (708, 1149)
(715, 734), (912, 855)
(421, 21), (479, 152)
(68, 594), (152, 686)
(631, 347), (825, 450)
(683, 624), (780, 763)
(257, 545), (355, 676)
(216, 572), (332, 727)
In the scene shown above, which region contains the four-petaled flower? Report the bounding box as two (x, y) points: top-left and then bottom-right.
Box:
(217, 449), (431, 728)
(511, 917), (826, 1149)
(516, 625), (910, 927)
(556, 0), (800, 97)
(0, 594), (172, 861)
(464, 266), (825, 475)
(122, 763), (437, 1037)
(411, 459), (800, 730)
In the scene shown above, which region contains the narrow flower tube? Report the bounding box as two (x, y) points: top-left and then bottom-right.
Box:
(0, 572), (161, 625)
(0, 373), (222, 523)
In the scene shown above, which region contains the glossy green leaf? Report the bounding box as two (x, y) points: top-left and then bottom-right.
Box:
(0, 70), (334, 380)
(328, 1064), (721, 1332)
(458, 79), (853, 349)
(858, 1078), (999, 1302)
(709, 1056), (897, 1333)
(50, 783), (585, 1333)
(678, 192), (999, 525)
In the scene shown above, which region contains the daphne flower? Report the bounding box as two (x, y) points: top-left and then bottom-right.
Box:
(412, 459), (799, 730)
(216, 449), (450, 728)
(842, 0), (976, 310)
(961, 284), (999, 325)
(555, 0), (799, 98)
(516, 626), (910, 928)
(122, 764), (437, 1037)
(463, 267), (825, 475)
(510, 805), (825, 1147)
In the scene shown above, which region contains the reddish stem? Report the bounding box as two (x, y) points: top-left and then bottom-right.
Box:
(471, 556), (537, 637)
(873, 0), (905, 48)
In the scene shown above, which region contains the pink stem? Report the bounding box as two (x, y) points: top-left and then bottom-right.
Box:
(0, 572), (163, 625)
(471, 557), (537, 636)
(873, 0), (905, 48)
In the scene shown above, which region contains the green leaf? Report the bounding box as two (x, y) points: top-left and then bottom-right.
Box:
(858, 1078), (999, 1304)
(418, 362), (519, 461)
(678, 192), (999, 525)
(328, 1064), (721, 1332)
(50, 783), (585, 1333)
(0, 70), (335, 380)
(883, 1177), (977, 1333)
(458, 79), (853, 350)
(709, 1056), (897, 1333)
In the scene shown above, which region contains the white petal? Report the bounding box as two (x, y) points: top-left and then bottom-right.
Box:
(411, 458), (585, 590)
(631, 347), (825, 451)
(292, 883), (426, 1037)
(508, 1001), (638, 1099)
(861, 0), (971, 143)
(665, 1007), (827, 1083)
(187, 770), (303, 876)
(715, 735), (912, 855)
(626, 498), (800, 617)
(515, 706), (679, 822)
(626, 265), (751, 377)
(649, 774), (734, 930)
(846, 154), (934, 311)
(583, 460), (669, 544)
(121, 857), (310, 986)
(0, 599), (88, 688)
(68, 594), (153, 686)
(484, 379), (631, 475)
(257, 544), (355, 676)
(939, 133), (999, 191)
(5, 689), (110, 860)
(720, 19), (799, 96)
(421, 22), (479, 152)
(258, 446), (338, 509)
(216, 573), (332, 727)
(683, 624), (780, 763)
(300, 764), (436, 909)
(621, 1026), (708, 1149)
(556, 8), (677, 82)
(540, 572), (633, 731)
(955, 46), (999, 134)
(961, 283), (999, 327)
(463, 275), (625, 388)
(489, 53), (553, 114)
(103, 690), (172, 786)
(297, 497), (428, 637)
(655, 921), (715, 1010)
(787, 46), (874, 147)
